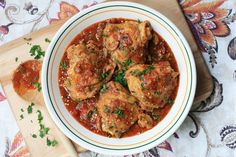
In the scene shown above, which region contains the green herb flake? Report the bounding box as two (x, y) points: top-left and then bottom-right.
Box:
(93, 108), (97, 113)
(100, 72), (108, 79)
(114, 107), (125, 118)
(32, 134), (37, 138)
(29, 45), (45, 60)
(114, 70), (127, 87)
(121, 58), (132, 70)
(114, 26), (120, 31)
(20, 108), (24, 112)
(168, 99), (174, 105)
(117, 131), (122, 138)
(37, 110), (43, 123)
(47, 138), (58, 147)
(27, 103), (34, 114)
(154, 91), (160, 96)
(39, 124), (50, 138)
(137, 19), (142, 23)
(152, 115), (160, 121)
(103, 105), (110, 113)
(32, 82), (41, 92)
(45, 38), (51, 43)
(120, 45), (125, 52)
(15, 57), (18, 62)
(137, 65), (155, 80)
(130, 69), (138, 75)
(23, 37), (32, 41)
(100, 84), (108, 93)
(141, 83), (145, 90)
(20, 114), (24, 120)
(86, 110), (93, 118)
(60, 61), (67, 70)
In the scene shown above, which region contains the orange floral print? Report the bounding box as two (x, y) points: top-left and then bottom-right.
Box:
(180, 0), (232, 67)
(182, 0), (230, 48)
(50, 2), (79, 24)
(5, 131), (30, 157)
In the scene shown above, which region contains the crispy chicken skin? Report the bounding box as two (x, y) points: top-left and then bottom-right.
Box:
(97, 81), (139, 137)
(64, 42), (116, 101)
(126, 61), (178, 112)
(103, 20), (152, 69)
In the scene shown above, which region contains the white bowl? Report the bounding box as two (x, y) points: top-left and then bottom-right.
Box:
(42, 1), (196, 155)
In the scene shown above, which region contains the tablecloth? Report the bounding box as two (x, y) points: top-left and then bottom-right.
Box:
(0, 0), (235, 156)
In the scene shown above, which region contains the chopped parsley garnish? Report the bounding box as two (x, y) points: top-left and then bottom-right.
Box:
(60, 61), (67, 70)
(46, 138), (58, 147)
(15, 57), (18, 62)
(114, 26), (120, 31)
(164, 96), (168, 101)
(100, 72), (108, 79)
(29, 45), (45, 60)
(20, 114), (24, 120)
(93, 108), (97, 113)
(23, 37), (32, 41)
(37, 110), (43, 123)
(137, 19), (142, 23)
(141, 83), (145, 90)
(39, 124), (50, 138)
(117, 131), (122, 138)
(114, 107), (125, 118)
(121, 58), (132, 70)
(86, 110), (93, 118)
(103, 105), (110, 113)
(32, 134), (37, 138)
(32, 82), (41, 92)
(154, 91), (160, 96)
(100, 84), (108, 93)
(21, 108), (24, 112)
(45, 38), (51, 43)
(130, 69), (138, 75)
(152, 115), (160, 121)
(75, 99), (81, 103)
(114, 70), (127, 87)
(33, 109), (58, 146)
(27, 103), (34, 114)
(137, 65), (155, 80)
(168, 99), (174, 105)
(109, 125), (114, 129)
(120, 45), (125, 52)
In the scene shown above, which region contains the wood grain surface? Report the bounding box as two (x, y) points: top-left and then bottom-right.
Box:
(0, 0), (213, 156)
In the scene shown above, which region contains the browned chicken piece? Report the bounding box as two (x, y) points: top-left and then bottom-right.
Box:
(138, 113), (153, 129)
(12, 60), (44, 105)
(97, 81), (140, 137)
(126, 61), (178, 112)
(64, 42), (116, 101)
(103, 20), (152, 69)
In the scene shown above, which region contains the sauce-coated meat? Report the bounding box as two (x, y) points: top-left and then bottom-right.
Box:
(64, 42), (116, 100)
(97, 81), (139, 137)
(126, 62), (178, 111)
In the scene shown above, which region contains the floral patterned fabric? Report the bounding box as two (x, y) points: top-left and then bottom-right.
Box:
(0, 0), (236, 157)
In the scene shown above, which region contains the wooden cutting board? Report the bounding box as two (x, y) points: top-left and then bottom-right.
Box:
(0, 0), (213, 156)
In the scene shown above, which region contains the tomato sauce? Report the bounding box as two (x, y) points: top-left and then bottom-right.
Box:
(58, 18), (179, 138)
(12, 60), (41, 95)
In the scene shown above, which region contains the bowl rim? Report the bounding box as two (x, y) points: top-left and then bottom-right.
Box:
(42, 1), (197, 155)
